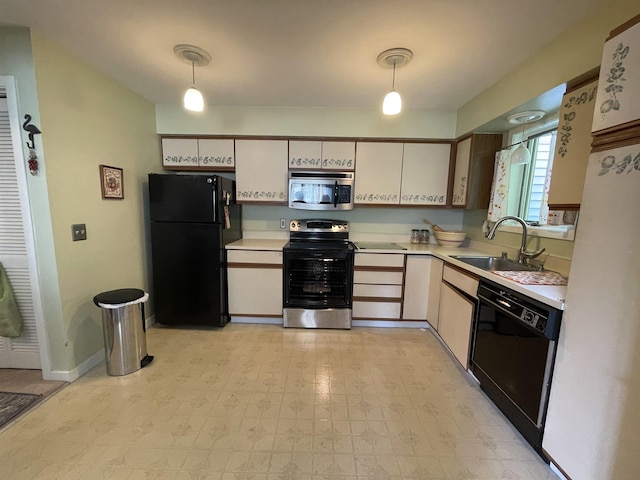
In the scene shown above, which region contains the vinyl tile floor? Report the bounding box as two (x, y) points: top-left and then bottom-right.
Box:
(0, 324), (559, 479)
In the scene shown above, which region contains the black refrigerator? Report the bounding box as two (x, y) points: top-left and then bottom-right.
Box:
(148, 174), (242, 327)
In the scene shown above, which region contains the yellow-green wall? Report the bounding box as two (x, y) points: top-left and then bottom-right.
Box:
(31, 32), (162, 371)
(456, 0), (640, 136)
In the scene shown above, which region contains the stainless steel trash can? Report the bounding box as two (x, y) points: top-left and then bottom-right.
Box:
(93, 288), (154, 376)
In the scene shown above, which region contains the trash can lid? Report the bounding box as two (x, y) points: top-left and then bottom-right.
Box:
(93, 288), (147, 307)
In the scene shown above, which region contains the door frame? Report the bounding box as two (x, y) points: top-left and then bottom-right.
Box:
(1, 75), (52, 378)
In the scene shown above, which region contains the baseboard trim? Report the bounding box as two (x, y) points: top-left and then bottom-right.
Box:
(145, 314), (156, 330)
(352, 320), (430, 329)
(45, 349), (104, 382)
(231, 316), (284, 325)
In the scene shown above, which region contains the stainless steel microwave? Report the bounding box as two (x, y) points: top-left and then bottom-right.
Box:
(288, 171), (354, 210)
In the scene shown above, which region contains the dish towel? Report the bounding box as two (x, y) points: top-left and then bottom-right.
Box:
(0, 262), (23, 338)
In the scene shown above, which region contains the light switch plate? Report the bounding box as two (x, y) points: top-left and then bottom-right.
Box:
(72, 223), (87, 241)
(280, 218), (286, 229)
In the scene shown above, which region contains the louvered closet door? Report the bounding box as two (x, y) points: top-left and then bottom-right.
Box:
(0, 93), (41, 368)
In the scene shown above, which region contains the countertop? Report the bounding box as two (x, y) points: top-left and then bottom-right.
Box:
(226, 239), (567, 310)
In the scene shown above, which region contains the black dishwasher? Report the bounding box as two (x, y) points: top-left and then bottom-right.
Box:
(471, 279), (562, 458)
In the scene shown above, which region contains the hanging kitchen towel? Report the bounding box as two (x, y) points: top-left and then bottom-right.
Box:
(0, 262), (23, 338)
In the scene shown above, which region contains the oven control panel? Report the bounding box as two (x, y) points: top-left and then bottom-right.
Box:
(289, 219), (349, 233)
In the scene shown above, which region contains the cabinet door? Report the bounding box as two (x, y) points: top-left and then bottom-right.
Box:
(402, 256), (431, 320)
(228, 250), (283, 317)
(400, 143), (450, 205)
(289, 140), (322, 169)
(438, 282), (474, 368)
(198, 139), (235, 169)
(235, 140), (288, 203)
(354, 142), (403, 205)
(228, 267), (282, 316)
(162, 138), (198, 169)
(548, 79), (598, 208)
(452, 137), (471, 206)
(592, 18), (640, 134)
(426, 257), (444, 330)
(322, 141), (356, 170)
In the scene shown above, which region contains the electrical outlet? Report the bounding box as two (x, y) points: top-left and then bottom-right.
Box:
(71, 223), (87, 241)
(280, 218), (286, 229)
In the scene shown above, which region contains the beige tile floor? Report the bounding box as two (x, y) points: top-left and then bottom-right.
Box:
(0, 324), (559, 479)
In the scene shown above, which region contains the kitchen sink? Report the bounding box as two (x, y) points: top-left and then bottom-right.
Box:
(450, 255), (536, 271)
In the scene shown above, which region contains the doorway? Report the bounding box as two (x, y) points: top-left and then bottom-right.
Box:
(0, 78), (48, 373)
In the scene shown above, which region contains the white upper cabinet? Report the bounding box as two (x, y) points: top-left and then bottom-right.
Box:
(354, 142), (404, 205)
(548, 79), (598, 208)
(288, 140), (355, 170)
(452, 137), (471, 206)
(235, 139), (288, 203)
(289, 140), (322, 169)
(400, 143), (451, 205)
(322, 141), (355, 170)
(198, 139), (235, 169)
(161, 137), (234, 170)
(592, 17), (640, 134)
(162, 138), (198, 169)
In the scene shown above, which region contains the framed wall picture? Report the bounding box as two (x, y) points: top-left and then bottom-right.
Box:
(99, 165), (124, 199)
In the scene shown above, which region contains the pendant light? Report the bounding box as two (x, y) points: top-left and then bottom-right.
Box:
(377, 48), (413, 116)
(506, 110), (545, 165)
(174, 44), (211, 112)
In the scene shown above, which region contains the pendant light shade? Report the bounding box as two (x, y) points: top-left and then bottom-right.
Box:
(383, 90), (402, 115)
(174, 44), (211, 113)
(506, 110), (545, 166)
(510, 143), (531, 165)
(377, 48), (413, 116)
(184, 85), (204, 112)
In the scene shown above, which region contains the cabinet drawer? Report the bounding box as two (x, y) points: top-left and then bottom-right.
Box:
(354, 270), (403, 285)
(443, 264), (478, 297)
(353, 301), (401, 319)
(353, 284), (402, 299)
(355, 253), (404, 267)
(227, 250), (283, 265)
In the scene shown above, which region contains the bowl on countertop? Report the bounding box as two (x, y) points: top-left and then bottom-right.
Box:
(434, 231), (466, 247)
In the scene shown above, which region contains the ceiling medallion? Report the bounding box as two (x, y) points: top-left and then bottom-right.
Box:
(376, 47), (414, 69)
(506, 110), (546, 124)
(173, 44), (211, 66)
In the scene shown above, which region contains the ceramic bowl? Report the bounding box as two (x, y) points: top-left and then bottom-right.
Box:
(434, 231), (467, 247)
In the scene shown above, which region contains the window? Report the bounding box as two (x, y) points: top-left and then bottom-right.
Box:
(516, 130), (557, 224)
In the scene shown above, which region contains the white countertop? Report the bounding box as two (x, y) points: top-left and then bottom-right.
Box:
(226, 238), (567, 310)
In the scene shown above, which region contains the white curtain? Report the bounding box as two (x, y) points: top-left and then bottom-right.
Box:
(487, 148), (512, 221)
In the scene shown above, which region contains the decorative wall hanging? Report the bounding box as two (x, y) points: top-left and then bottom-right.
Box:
(99, 165), (124, 199)
(22, 114), (42, 175)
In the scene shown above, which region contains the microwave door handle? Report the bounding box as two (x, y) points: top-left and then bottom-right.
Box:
(333, 181), (339, 207)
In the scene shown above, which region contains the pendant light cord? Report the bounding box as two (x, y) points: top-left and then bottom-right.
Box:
(191, 61), (196, 87)
(391, 61), (397, 90)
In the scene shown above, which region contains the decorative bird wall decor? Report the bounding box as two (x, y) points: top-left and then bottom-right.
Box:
(22, 114), (42, 175)
(22, 114), (41, 150)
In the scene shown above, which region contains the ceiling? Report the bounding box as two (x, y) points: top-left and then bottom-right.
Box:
(1, 0), (609, 116)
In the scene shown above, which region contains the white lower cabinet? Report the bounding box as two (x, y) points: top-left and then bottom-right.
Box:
(402, 256), (444, 326)
(227, 250), (283, 317)
(353, 253), (404, 320)
(437, 265), (479, 368)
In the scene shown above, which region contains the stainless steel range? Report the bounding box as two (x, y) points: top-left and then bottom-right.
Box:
(283, 219), (354, 329)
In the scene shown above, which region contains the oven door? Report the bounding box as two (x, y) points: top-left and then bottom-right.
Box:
(283, 246), (354, 329)
(283, 247), (353, 309)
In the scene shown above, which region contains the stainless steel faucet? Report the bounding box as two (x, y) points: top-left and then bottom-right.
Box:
(486, 215), (546, 264)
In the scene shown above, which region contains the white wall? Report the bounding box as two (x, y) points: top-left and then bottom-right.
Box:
(156, 104), (457, 139)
